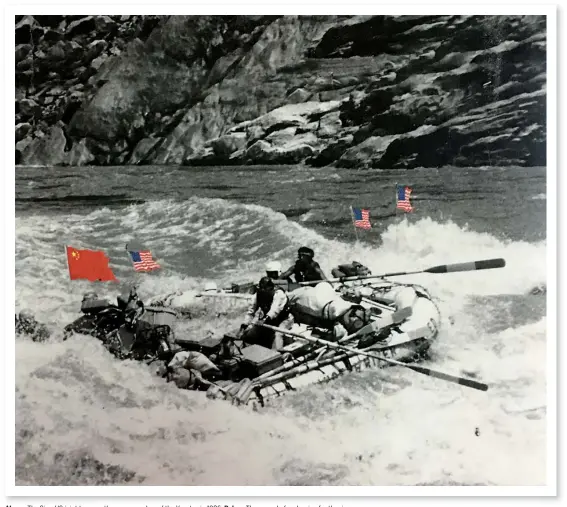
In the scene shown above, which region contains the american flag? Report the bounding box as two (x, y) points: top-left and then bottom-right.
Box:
(352, 207), (371, 229)
(128, 250), (160, 272)
(396, 186), (414, 212)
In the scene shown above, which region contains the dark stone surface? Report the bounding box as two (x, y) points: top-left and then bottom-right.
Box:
(15, 15), (546, 168)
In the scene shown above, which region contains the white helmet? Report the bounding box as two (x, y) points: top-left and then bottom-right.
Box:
(203, 282), (218, 292)
(265, 261), (282, 278)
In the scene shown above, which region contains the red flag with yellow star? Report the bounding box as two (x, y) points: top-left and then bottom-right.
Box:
(66, 246), (118, 282)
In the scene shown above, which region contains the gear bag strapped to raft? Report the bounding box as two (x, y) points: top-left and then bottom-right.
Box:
(287, 282), (353, 329)
(331, 261), (372, 278)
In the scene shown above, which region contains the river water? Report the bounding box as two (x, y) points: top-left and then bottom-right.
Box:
(15, 164), (547, 486)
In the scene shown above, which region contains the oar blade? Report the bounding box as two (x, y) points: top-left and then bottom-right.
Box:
(407, 364), (489, 391)
(425, 258), (506, 274)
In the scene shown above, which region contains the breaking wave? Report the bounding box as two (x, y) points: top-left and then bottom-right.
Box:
(15, 196), (547, 486)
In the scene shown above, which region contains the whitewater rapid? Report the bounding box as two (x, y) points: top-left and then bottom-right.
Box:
(15, 197), (547, 486)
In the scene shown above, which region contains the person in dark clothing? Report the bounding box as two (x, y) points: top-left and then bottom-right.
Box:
(238, 276), (294, 349)
(280, 247), (327, 283)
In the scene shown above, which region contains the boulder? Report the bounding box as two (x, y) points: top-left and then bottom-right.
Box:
(66, 17), (97, 37)
(245, 138), (317, 164)
(286, 87), (312, 104)
(338, 135), (397, 168)
(86, 40), (108, 60)
(15, 44), (32, 63)
(65, 40), (84, 60)
(46, 41), (67, 62)
(319, 87), (353, 102)
(15, 122), (32, 142)
(15, 16), (43, 45)
(244, 140), (271, 161)
(94, 16), (118, 35)
(16, 135), (36, 164)
(246, 125), (265, 144)
(42, 28), (64, 43)
(19, 125), (67, 166)
(128, 137), (161, 164)
(16, 137), (33, 154)
(264, 126), (297, 146)
(90, 54), (109, 71)
(316, 111), (342, 137)
(183, 146), (225, 166)
(248, 101), (342, 130)
(63, 139), (95, 166)
(209, 132), (247, 156)
(15, 56), (33, 72)
(18, 98), (40, 119)
(308, 135), (353, 167)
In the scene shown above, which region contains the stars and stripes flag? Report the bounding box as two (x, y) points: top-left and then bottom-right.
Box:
(396, 185), (414, 212)
(127, 250), (161, 272)
(352, 207), (371, 230)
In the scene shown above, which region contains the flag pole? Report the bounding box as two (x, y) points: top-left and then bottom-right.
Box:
(349, 205), (360, 243)
(64, 244), (70, 280)
(125, 243), (140, 294)
(395, 183), (399, 213)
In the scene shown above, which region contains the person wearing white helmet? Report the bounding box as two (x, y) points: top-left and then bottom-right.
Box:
(203, 281), (219, 292)
(265, 261), (282, 280)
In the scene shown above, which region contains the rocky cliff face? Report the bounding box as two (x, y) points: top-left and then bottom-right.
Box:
(15, 14), (546, 168)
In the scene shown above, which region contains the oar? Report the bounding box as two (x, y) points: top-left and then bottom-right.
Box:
(252, 306), (413, 383)
(195, 292), (253, 300)
(233, 324), (441, 405)
(239, 323), (434, 403)
(233, 309), (420, 405)
(299, 258), (506, 286)
(259, 323), (489, 392)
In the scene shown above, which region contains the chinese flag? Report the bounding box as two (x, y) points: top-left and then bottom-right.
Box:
(66, 246), (118, 282)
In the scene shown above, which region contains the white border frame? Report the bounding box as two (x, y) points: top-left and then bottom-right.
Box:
(4, 0), (560, 501)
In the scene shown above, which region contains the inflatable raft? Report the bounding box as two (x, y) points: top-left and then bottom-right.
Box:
(201, 280), (441, 407)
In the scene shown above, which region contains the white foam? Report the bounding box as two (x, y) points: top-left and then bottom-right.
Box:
(15, 197), (547, 486)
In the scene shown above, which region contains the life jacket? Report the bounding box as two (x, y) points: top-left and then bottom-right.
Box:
(257, 287), (290, 323)
(293, 260), (323, 282)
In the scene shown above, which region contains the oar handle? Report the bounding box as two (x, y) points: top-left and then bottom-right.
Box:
(425, 258), (505, 274)
(401, 363), (489, 391)
(299, 258), (506, 286)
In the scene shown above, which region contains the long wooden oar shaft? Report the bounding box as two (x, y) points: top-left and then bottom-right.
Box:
(196, 292), (253, 300)
(299, 258), (506, 285)
(253, 329), (361, 382)
(258, 351), (354, 389)
(252, 309), (408, 383)
(255, 325), (426, 385)
(260, 324), (488, 392)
